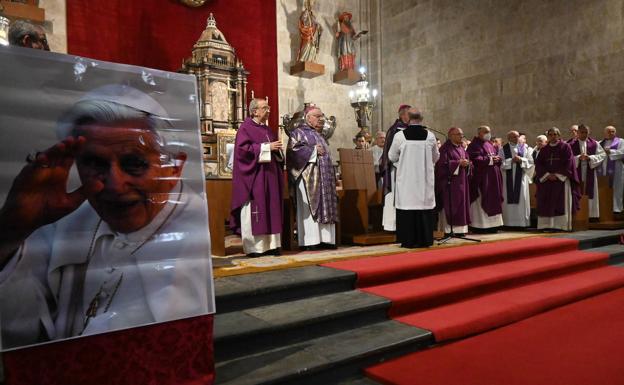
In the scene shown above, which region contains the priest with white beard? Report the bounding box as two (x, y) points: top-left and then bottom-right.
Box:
(570, 124), (605, 219)
(499, 130), (534, 227)
(598, 126), (624, 213)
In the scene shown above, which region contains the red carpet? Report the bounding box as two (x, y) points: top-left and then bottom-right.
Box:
(365, 286), (624, 385)
(323, 237), (624, 341)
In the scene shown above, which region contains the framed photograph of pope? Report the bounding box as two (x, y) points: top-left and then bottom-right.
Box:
(0, 46), (215, 351)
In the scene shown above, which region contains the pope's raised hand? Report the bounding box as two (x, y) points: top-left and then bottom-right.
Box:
(0, 136), (98, 240)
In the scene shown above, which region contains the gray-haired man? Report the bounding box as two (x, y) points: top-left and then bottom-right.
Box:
(0, 85), (212, 349)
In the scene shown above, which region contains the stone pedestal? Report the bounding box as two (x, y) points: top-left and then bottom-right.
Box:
(290, 61), (325, 78)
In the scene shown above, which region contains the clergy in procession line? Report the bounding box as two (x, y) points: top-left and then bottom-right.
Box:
(567, 124), (579, 143)
(435, 127), (471, 235)
(380, 104), (411, 231)
(467, 125), (504, 232)
(598, 126), (624, 213)
(533, 134), (547, 161)
(499, 130), (534, 227)
(371, 130), (385, 184)
(230, 98), (284, 257)
(388, 108), (439, 248)
(287, 106), (338, 250)
(571, 124), (605, 219)
(535, 127), (580, 231)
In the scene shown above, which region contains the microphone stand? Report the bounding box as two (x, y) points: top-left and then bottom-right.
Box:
(428, 127), (480, 245)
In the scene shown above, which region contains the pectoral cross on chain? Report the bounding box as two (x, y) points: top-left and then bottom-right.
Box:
(548, 153), (559, 166)
(251, 206), (261, 223)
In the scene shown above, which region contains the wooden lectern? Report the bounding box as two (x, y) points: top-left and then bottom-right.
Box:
(338, 149), (395, 245)
(589, 175), (624, 229)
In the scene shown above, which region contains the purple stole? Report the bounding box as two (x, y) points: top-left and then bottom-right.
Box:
(570, 139), (598, 199)
(599, 137), (621, 187)
(502, 143), (525, 204)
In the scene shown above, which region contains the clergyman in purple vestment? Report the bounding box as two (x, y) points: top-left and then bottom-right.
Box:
(435, 127), (471, 234)
(230, 99), (284, 256)
(535, 127), (580, 231)
(467, 125), (504, 231)
(287, 106), (338, 248)
(380, 104), (410, 231)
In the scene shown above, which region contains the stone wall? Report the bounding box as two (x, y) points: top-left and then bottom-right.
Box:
(276, 0), (374, 158)
(39, 0), (67, 53)
(378, 0), (624, 143)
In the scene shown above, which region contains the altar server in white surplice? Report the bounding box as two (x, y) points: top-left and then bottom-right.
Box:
(498, 130), (534, 227)
(388, 108), (439, 248)
(571, 124), (605, 219)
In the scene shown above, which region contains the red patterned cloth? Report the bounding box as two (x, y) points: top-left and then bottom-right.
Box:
(3, 315), (214, 385)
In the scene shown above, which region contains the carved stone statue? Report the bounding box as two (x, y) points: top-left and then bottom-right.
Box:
(335, 11), (367, 71)
(296, 0), (322, 63)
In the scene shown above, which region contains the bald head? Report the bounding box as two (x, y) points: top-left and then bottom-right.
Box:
(507, 130), (519, 144)
(477, 125), (491, 141)
(569, 125), (578, 140)
(605, 126), (617, 140)
(407, 108), (423, 123)
(448, 127), (464, 145)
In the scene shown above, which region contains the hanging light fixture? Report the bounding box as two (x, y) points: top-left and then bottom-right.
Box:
(348, 66), (377, 142)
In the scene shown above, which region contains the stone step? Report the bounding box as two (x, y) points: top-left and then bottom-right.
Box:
(555, 229), (623, 250)
(215, 266), (356, 313)
(332, 376), (381, 385)
(335, 377), (381, 385)
(214, 290), (390, 361)
(214, 320), (433, 385)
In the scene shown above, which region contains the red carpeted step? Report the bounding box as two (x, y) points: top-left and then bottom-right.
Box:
(323, 237), (579, 287)
(365, 287), (624, 385)
(396, 265), (624, 341)
(363, 250), (608, 317)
